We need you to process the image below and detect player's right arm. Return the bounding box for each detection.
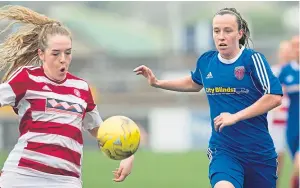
[133,65,203,92]
[0,83,14,107]
[0,67,29,108]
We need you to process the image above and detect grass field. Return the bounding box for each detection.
[0,150,293,188]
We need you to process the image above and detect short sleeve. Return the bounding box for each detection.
[190,54,207,86]
[82,87,103,131]
[0,67,29,107]
[250,52,283,95]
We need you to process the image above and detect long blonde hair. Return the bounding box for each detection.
[0,5,72,82]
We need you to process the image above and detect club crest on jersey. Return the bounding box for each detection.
[234,66,245,80]
[46,98,84,116]
[74,89,81,97]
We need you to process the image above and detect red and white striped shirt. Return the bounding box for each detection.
[269,65,289,127]
[270,95,289,127]
[0,66,102,180]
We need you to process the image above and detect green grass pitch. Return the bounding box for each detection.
[0,150,293,188]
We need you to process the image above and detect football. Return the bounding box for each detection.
[97,115,141,160]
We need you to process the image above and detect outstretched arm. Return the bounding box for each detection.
[112,154,135,182]
[154,76,203,92]
[134,65,203,92]
[84,108,135,182]
[83,86,135,183]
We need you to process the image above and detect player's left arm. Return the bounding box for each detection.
[88,127,99,137]
[234,94,281,121]
[84,106,102,138]
[82,86,103,137]
[82,86,135,182]
[214,52,283,131]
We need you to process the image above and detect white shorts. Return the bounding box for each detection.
[0,171,82,188]
[269,125,286,153]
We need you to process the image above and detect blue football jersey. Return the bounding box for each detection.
[191,47,283,160]
[278,61,299,136]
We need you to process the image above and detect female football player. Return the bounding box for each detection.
[135,8,282,188]
[268,40,292,188]
[278,35,299,188]
[0,5,134,188]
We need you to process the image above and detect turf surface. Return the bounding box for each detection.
[0,150,293,188]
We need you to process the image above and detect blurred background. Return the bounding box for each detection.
[0,1,298,188]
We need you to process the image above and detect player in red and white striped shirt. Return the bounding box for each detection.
[268,40,292,188]
[0,5,134,188]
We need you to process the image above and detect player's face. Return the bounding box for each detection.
[213,14,243,59]
[39,34,72,82]
[291,36,299,62]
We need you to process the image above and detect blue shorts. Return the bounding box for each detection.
[286,128,299,159]
[207,148,278,188]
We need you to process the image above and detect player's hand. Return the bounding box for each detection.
[214,112,239,132]
[112,155,134,182]
[133,65,158,86]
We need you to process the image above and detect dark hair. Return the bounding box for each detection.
[215,8,252,48]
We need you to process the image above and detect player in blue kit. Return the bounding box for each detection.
[134,8,282,188]
[278,36,299,188]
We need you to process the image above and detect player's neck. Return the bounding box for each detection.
[218,46,244,64]
[220,46,242,60]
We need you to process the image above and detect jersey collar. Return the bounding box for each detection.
[40,66,68,84]
[218,46,245,64]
